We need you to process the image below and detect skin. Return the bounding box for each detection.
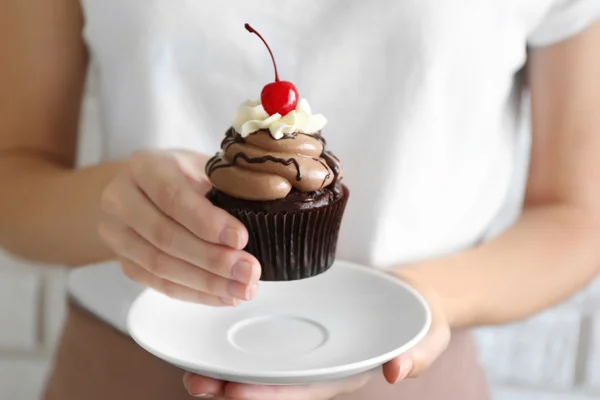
[0,0,261,307]
[1,0,600,399]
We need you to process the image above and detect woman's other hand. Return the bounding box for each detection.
[381,270,451,382]
[182,370,374,400]
[182,270,451,399]
[98,149,261,306]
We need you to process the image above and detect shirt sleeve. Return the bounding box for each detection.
[527,0,600,47]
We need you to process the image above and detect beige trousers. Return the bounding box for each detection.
[43,303,490,400]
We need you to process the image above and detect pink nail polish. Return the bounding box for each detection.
[232,261,254,284]
[247,284,258,300]
[220,297,239,306]
[220,228,242,249]
[227,280,248,300]
[395,358,414,382]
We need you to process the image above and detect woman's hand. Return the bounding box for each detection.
[183,372,375,400]
[182,269,451,399]
[381,269,451,382]
[98,149,261,306]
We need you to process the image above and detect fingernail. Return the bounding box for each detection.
[232,260,257,284]
[192,394,215,399]
[228,280,251,300]
[220,228,242,249]
[248,284,258,300]
[395,358,414,382]
[220,296,240,306]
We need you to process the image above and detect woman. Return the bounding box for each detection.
[2,0,600,399]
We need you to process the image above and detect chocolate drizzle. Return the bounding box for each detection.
[314,134,341,183]
[206,128,342,200]
[327,151,340,163]
[208,152,303,181]
[221,128,244,151]
[206,128,243,175]
[205,154,220,172]
[314,157,331,189]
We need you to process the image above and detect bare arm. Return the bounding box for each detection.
[0,0,123,266]
[0,1,259,311]
[398,21,600,328]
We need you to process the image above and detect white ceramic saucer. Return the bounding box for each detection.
[127,260,431,385]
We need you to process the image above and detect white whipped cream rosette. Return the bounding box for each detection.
[232,98,327,140]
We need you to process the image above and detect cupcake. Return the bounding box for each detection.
[205,24,349,281]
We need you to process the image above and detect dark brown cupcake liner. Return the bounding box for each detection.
[216,186,349,281]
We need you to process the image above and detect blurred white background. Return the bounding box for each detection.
[2,90,600,400]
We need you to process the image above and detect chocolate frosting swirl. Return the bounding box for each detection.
[206,129,342,201]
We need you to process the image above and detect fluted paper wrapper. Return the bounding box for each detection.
[219,191,348,281]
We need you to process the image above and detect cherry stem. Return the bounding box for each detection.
[245,23,280,82]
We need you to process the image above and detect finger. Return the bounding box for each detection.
[225,384,318,400]
[382,355,413,384]
[382,288,451,382]
[102,180,260,284]
[129,151,248,249]
[100,221,257,300]
[225,373,372,400]
[404,294,451,379]
[405,323,450,378]
[120,258,238,306]
[383,358,401,384]
[183,372,226,398]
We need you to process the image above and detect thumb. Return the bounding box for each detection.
[383,284,451,382]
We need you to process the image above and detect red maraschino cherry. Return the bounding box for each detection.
[245,23,299,116]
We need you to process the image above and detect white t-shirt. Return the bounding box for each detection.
[69,0,600,333]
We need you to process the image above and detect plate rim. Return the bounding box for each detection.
[127,260,432,379]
